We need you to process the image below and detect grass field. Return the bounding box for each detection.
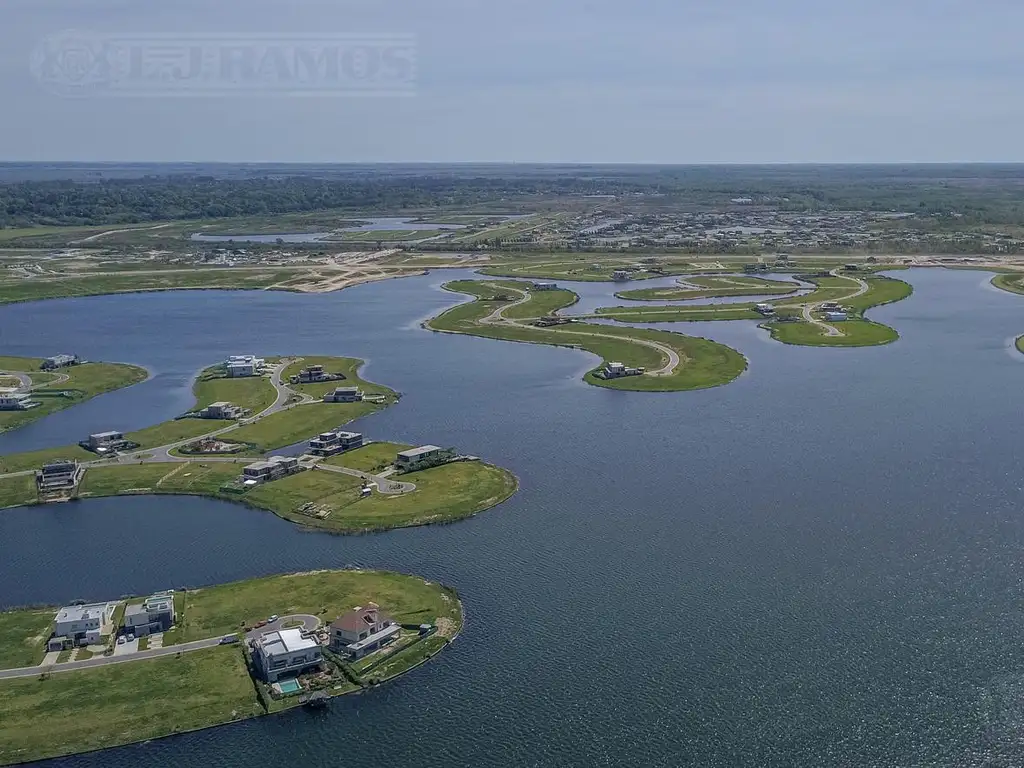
[224,403,371,451]
[0,445,96,475]
[0,475,38,510]
[764,319,899,346]
[616,275,799,302]
[0,646,260,766]
[192,366,277,414]
[0,360,148,434]
[0,609,51,669]
[430,280,747,392]
[0,270,302,306]
[992,273,1024,295]
[280,356,397,401]
[173,569,461,643]
[843,276,914,312]
[323,441,408,472]
[127,419,233,450]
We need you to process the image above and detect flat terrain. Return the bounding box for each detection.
[616,275,800,302]
[172,569,461,643]
[764,319,899,346]
[0,359,147,434]
[0,609,51,669]
[0,646,260,766]
[430,280,747,392]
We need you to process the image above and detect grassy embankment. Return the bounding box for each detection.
[1,443,515,534]
[992,273,1024,295]
[0,570,462,765]
[428,280,746,392]
[0,357,148,434]
[615,275,800,301]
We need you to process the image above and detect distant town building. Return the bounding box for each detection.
[308,429,364,457]
[123,593,176,637]
[53,602,113,646]
[225,355,265,378]
[0,392,39,411]
[41,354,79,371]
[199,401,245,420]
[240,456,301,485]
[253,628,324,682]
[394,445,455,472]
[323,387,363,403]
[36,460,84,492]
[612,270,631,281]
[330,604,400,659]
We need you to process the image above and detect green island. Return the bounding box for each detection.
[426,279,747,392]
[0,569,462,766]
[614,275,800,301]
[0,355,516,534]
[594,270,913,348]
[0,356,147,434]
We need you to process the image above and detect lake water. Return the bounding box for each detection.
[3,268,1024,767]
[190,218,470,243]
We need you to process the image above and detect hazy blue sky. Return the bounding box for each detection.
[2,0,1021,162]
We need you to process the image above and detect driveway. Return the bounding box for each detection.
[245,614,321,641]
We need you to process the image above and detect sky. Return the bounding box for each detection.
[1,0,1023,163]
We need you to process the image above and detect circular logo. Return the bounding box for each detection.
[30,31,113,96]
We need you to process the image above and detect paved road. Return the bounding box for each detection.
[246,614,321,641]
[799,270,870,338]
[0,637,222,680]
[315,463,415,494]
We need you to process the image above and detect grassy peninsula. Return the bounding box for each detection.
[615,275,799,302]
[0,357,147,434]
[427,280,747,392]
[0,570,462,766]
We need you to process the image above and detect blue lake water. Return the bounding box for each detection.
[3,268,1024,766]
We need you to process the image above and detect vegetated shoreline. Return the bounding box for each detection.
[0,461,520,535]
[424,281,748,393]
[0,569,464,766]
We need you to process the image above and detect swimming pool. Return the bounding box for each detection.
[277,679,301,695]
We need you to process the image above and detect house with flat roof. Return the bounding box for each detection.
[308,429,363,457]
[329,604,400,659]
[252,628,324,682]
[41,354,79,370]
[54,602,113,646]
[323,386,363,403]
[291,365,344,384]
[394,445,455,472]
[36,460,84,492]
[81,430,137,454]
[597,361,644,379]
[225,355,265,378]
[612,270,631,281]
[0,392,39,411]
[123,593,176,637]
[199,401,245,420]
[532,281,558,290]
[824,311,848,322]
[240,456,301,485]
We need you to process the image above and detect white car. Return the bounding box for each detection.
[268,615,279,623]
[116,636,126,645]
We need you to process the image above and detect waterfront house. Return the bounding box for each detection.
[612,270,631,281]
[754,303,775,316]
[532,281,558,290]
[598,362,644,379]
[54,602,113,646]
[240,455,301,485]
[36,460,84,492]
[199,401,245,420]
[253,629,324,682]
[323,386,363,403]
[123,593,176,637]
[394,445,454,472]
[0,392,39,411]
[291,365,343,384]
[308,429,363,457]
[225,355,265,378]
[329,604,400,659]
[41,354,79,370]
[84,430,130,453]
[824,311,848,322]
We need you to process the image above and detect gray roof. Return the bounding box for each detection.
[397,445,443,459]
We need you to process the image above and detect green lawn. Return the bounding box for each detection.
[323,441,409,472]
[992,273,1024,295]
[617,276,798,302]
[0,609,51,670]
[193,367,277,414]
[764,319,899,347]
[280,356,397,401]
[431,281,747,392]
[0,646,260,766]
[224,403,378,451]
[173,569,462,643]
[0,360,148,434]
[0,446,95,475]
[0,475,37,510]
[127,418,233,450]
[502,286,579,319]
[842,276,914,312]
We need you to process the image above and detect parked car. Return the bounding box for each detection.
[126,634,135,642]
[268,615,279,623]
[219,635,239,645]
[116,636,126,645]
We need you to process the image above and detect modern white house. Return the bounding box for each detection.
[199,401,245,420]
[308,429,364,456]
[252,629,324,682]
[240,456,301,485]
[0,392,39,411]
[123,593,176,637]
[329,604,401,659]
[41,354,79,370]
[598,362,644,379]
[53,602,114,646]
[323,386,363,403]
[225,355,265,378]
[394,445,454,472]
[824,311,848,322]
